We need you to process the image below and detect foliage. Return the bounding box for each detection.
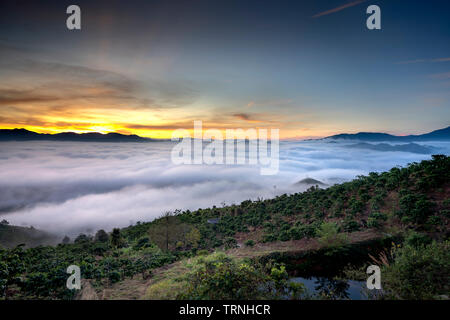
[382,241,450,299]
[316,222,347,248]
[0,245,25,299]
[224,237,238,249]
[178,253,304,300]
[244,240,255,247]
[95,230,109,243]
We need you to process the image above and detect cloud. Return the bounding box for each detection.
[397,57,450,64]
[0,58,147,107]
[0,139,448,236]
[432,57,450,63]
[429,72,450,79]
[0,45,199,132]
[0,89,63,105]
[312,0,366,18]
[233,113,253,121]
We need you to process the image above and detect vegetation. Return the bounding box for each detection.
[0,155,449,300]
[381,241,450,299]
[174,252,305,300]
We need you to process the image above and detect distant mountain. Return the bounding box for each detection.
[294,178,327,186]
[0,128,161,142]
[0,223,59,248]
[322,126,450,142]
[345,142,435,154]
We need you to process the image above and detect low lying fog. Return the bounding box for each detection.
[0,140,448,237]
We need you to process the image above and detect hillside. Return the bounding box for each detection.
[1,155,449,300]
[0,223,59,248]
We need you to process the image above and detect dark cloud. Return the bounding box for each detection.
[233,113,252,121]
[0,89,63,105]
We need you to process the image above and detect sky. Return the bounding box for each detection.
[0,0,449,139]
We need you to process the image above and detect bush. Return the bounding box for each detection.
[108,270,122,283]
[133,237,152,250]
[316,222,347,248]
[178,253,302,300]
[244,240,255,247]
[278,230,290,242]
[367,212,388,229]
[178,253,269,299]
[197,249,209,256]
[224,237,238,249]
[262,234,277,243]
[342,219,360,232]
[382,241,450,299]
[405,231,432,248]
[399,193,434,224]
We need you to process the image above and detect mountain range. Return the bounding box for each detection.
[322,126,450,142]
[0,128,158,142]
[0,126,449,142]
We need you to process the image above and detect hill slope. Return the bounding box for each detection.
[1,155,449,300]
[0,223,59,248]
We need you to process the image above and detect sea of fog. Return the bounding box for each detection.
[0,140,449,236]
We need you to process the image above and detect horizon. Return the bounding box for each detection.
[1,124,449,141]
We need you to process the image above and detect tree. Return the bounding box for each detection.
[95,229,109,243]
[186,228,201,249]
[148,211,188,251]
[0,219,9,225]
[74,233,91,244]
[316,222,347,248]
[110,228,123,248]
[62,236,71,244]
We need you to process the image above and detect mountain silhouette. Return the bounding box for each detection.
[323,126,450,142]
[345,142,435,154]
[0,128,161,142]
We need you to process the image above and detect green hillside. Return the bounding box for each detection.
[1,155,449,300]
[0,223,58,249]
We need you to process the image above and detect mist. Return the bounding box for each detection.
[0,139,448,237]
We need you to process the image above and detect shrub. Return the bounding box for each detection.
[367,212,388,229]
[262,233,277,243]
[133,237,152,250]
[224,237,238,249]
[399,193,434,224]
[316,222,347,248]
[278,230,290,242]
[342,219,360,232]
[405,231,432,248]
[178,253,302,300]
[197,249,209,256]
[178,253,269,299]
[244,240,255,247]
[108,270,121,283]
[74,234,91,244]
[382,241,450,299]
